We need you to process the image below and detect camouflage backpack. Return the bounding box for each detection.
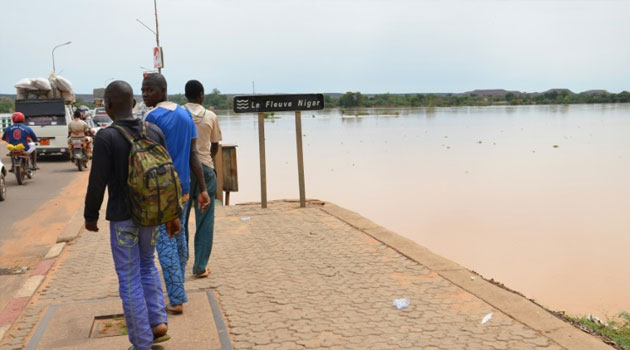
[113,123,183,226]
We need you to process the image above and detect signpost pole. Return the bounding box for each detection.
[295,111,306,208]
[154,0,161,73]
[257,112,268,208]
[234,94,323,209]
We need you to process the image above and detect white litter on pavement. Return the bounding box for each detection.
[240,216,250,222]
[481,312,493,324]
[392,299,410,310]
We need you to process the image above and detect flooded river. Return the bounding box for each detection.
[218,103,630,317]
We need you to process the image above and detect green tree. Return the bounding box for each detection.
[338,92,364,108]
[75,97,94,109]
[205,88,229,110]
[170,94,187,105]
[0,99,15,113]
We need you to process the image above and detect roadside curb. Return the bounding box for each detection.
[56,207,84,243]
[0,216,82,344]
[319,202,614,350]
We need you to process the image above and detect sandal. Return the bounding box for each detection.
[165,304,183,315]
[154,333,171,343]
[152,323,169,343]
[194,267,211,278]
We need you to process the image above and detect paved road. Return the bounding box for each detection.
[0,147,88,314]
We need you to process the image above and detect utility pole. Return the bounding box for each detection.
[154,0,161,74]
[136,0,162,73]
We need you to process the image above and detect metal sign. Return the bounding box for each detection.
[233,94,324,113]
[93,88,105,99]
[153,47,163,69]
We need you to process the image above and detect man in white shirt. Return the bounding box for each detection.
[183,80,222,278]
[68,109,93,159]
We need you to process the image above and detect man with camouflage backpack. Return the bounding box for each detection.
[84,81,179,350]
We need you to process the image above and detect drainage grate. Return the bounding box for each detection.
[0,267,28,275]
[89,314,127,338]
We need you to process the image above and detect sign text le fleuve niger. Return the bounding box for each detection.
[233,94,325,113]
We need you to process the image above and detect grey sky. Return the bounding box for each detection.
[1,0,628,94]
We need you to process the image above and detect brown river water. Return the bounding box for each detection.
[217,103,630,317]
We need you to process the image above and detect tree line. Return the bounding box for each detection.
[327,90,630,108]
[169,88,231,110]
[2,89,629,113]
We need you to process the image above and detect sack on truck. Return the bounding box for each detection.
[14,74,74,102]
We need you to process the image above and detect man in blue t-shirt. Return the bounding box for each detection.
[2,112,39,170]
[142,73,210,315]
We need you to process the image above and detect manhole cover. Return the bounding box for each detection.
[89,314,127,338]
[0,267,28,275]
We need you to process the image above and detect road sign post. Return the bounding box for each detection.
[233,94,324,208]
[294,110,306,208]
[257,111,268,208]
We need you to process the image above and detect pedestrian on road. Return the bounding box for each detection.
[142,73,211,314]
[183,80,223,278]
[84,80,178,350]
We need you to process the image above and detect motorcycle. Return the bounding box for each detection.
[7,143,34,185]
[71,138,89,171]
[0,158,6,201]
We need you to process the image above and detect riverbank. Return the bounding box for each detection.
[0,199,614,349]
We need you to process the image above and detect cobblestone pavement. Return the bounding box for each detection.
[2,201,573,349]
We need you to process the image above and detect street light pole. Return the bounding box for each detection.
[52,41,72,74]
[154,0,161,74]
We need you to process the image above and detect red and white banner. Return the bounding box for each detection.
[153,47,163,69]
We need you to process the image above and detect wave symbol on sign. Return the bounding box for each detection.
[235,100,249,110]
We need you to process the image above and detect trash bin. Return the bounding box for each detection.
[216,144,238,205]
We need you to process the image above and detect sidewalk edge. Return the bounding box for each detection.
[319,202,614,350]
[56,206,84,243]
[0,219,81,344]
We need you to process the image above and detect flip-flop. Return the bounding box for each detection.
[165,304,183,315]
[154,333,171,344]
[194,268,210,278]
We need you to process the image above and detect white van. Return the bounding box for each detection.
[15,99,73,158]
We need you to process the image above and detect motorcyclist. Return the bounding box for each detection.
[1,112,39,170]
[79,105,90,121]
[68,109,93,159]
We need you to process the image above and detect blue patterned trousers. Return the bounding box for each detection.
[156,202,189,306]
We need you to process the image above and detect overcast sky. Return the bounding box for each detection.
[1,0,628,94]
